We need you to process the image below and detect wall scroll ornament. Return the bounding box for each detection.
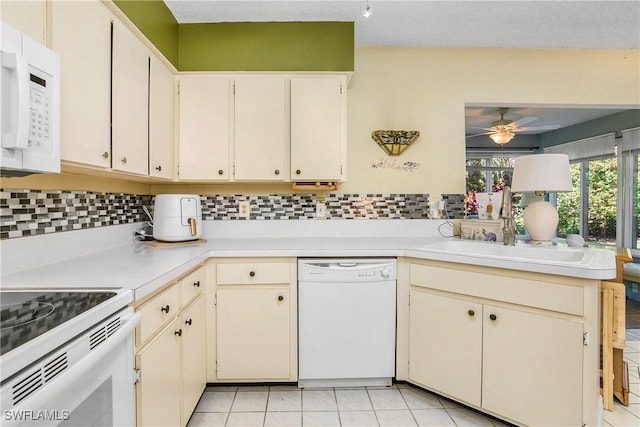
[371,130,420,156]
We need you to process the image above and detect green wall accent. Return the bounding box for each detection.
[113,0,179,68]
[178,22,354,71]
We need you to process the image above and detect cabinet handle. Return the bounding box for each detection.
[278,295,284,302]
[274,169,280,175]
[161,305,170,313]
[249,271,256,277]
[155,165,162,171]
[489,314,497,321]
[218,169,224,175]
[295,169,301,175]
[121,157,127,164]
[185,318,193,326]
[174,329,182,337]
[468,309,475,317]
[102,151,109,159]
[193,280,200,287]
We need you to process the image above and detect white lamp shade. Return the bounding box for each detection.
[511,153,572,193]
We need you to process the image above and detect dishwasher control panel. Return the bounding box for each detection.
[298,258,397,282]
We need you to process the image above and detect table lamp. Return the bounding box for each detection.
[511,153,572,244]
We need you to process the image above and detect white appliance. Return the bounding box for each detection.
[298,258,397,388]
[153,194,203,242]
[0,289,140,427]
[0,22,60,177]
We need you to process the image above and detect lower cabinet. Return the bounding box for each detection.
[209,258,297,382]
[406,260,593,427]
[134,266,207,427]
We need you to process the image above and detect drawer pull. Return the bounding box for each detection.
[249,271,256,277]
[193,280,200,287]
[295,169,301,175]
[489,314,497,321]
[174,329,182,337]
[161,305,170,313]
[278,295,284,302]
[185,318,193,326]
[274,169,280,175]
[218,169,224,175]
[468,309,475,317]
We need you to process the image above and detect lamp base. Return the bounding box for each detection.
[523,200,559,244]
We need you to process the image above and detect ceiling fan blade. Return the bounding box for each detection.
[510,116,538,128]
[466,132,493,138]
[515,124,562,132]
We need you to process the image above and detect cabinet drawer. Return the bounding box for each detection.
[217,262,290,285]
[410,264,584,316]
[137,285,180,346]
[180,266,204,308]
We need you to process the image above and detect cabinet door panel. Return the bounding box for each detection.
[178,78,230,180]
[482,305,583,426]
[234,78,286,181]
[409,290,482,406]
[136,318,181,427]
[112,21,149,175]
[217,288,290,379]
[291,78,343,181]
[1,0,45,44]
[52,0,111,167]
[149,56,175,179]
[181,295,207,425]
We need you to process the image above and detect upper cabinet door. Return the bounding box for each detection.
[178,77,231,181]
[290,77,346,182]
[1,0,46,44]
[51,0,112,168]
[112,20,150,176]
[234,78,287,181]
[149,56,175,180]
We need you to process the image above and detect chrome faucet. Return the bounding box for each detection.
[502,186,516,246]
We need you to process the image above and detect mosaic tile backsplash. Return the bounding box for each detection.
[1,190,466,239]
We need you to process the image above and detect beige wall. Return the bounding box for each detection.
[342,47,640,198]
[4,47,639,196]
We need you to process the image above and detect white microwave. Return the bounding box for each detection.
[1,22,60,177]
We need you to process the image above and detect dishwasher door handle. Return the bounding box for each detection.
[337,263,358,267]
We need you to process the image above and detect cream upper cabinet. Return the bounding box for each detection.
[290,77,346,182]
[149,55,175,179]
[112,20,149,175]
[51,0,112,168]
[409,290,482,407]
[233,78,287,181]
[178,77,231,181]
[1,0,46,44]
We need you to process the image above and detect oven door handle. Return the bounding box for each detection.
[9,311,141,417]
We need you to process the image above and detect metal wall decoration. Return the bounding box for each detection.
[371,130,420,156]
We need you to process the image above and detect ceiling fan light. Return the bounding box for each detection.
[490,131,515,145]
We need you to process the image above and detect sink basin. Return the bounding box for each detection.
[417,239,591,266]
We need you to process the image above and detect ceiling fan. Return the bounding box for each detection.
[467,107,562,145]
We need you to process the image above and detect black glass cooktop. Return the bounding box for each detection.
[0,291,116,355]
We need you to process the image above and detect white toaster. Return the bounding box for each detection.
[153,194,203,242]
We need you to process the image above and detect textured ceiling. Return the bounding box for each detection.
[163,0,640,49]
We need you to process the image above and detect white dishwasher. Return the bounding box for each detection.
[298,258,397,388]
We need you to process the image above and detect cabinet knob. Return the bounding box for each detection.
[174,329,182,337]
[274,169,280,175]
[121,157,127,164]
[161,305,170,313]
[155,165,162,171]
[468,309,475,317]
[278,295,284,302]
[193,280,200,287]
[185,318,193,326]
[102,151,109,159]
[249,271,256,277]
[489,314,497,321]
[296,169,301,175]
[218,169,224,175]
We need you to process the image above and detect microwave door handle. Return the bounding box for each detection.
[1,52,30,150]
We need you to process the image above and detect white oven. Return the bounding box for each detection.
[0,290,139,427]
